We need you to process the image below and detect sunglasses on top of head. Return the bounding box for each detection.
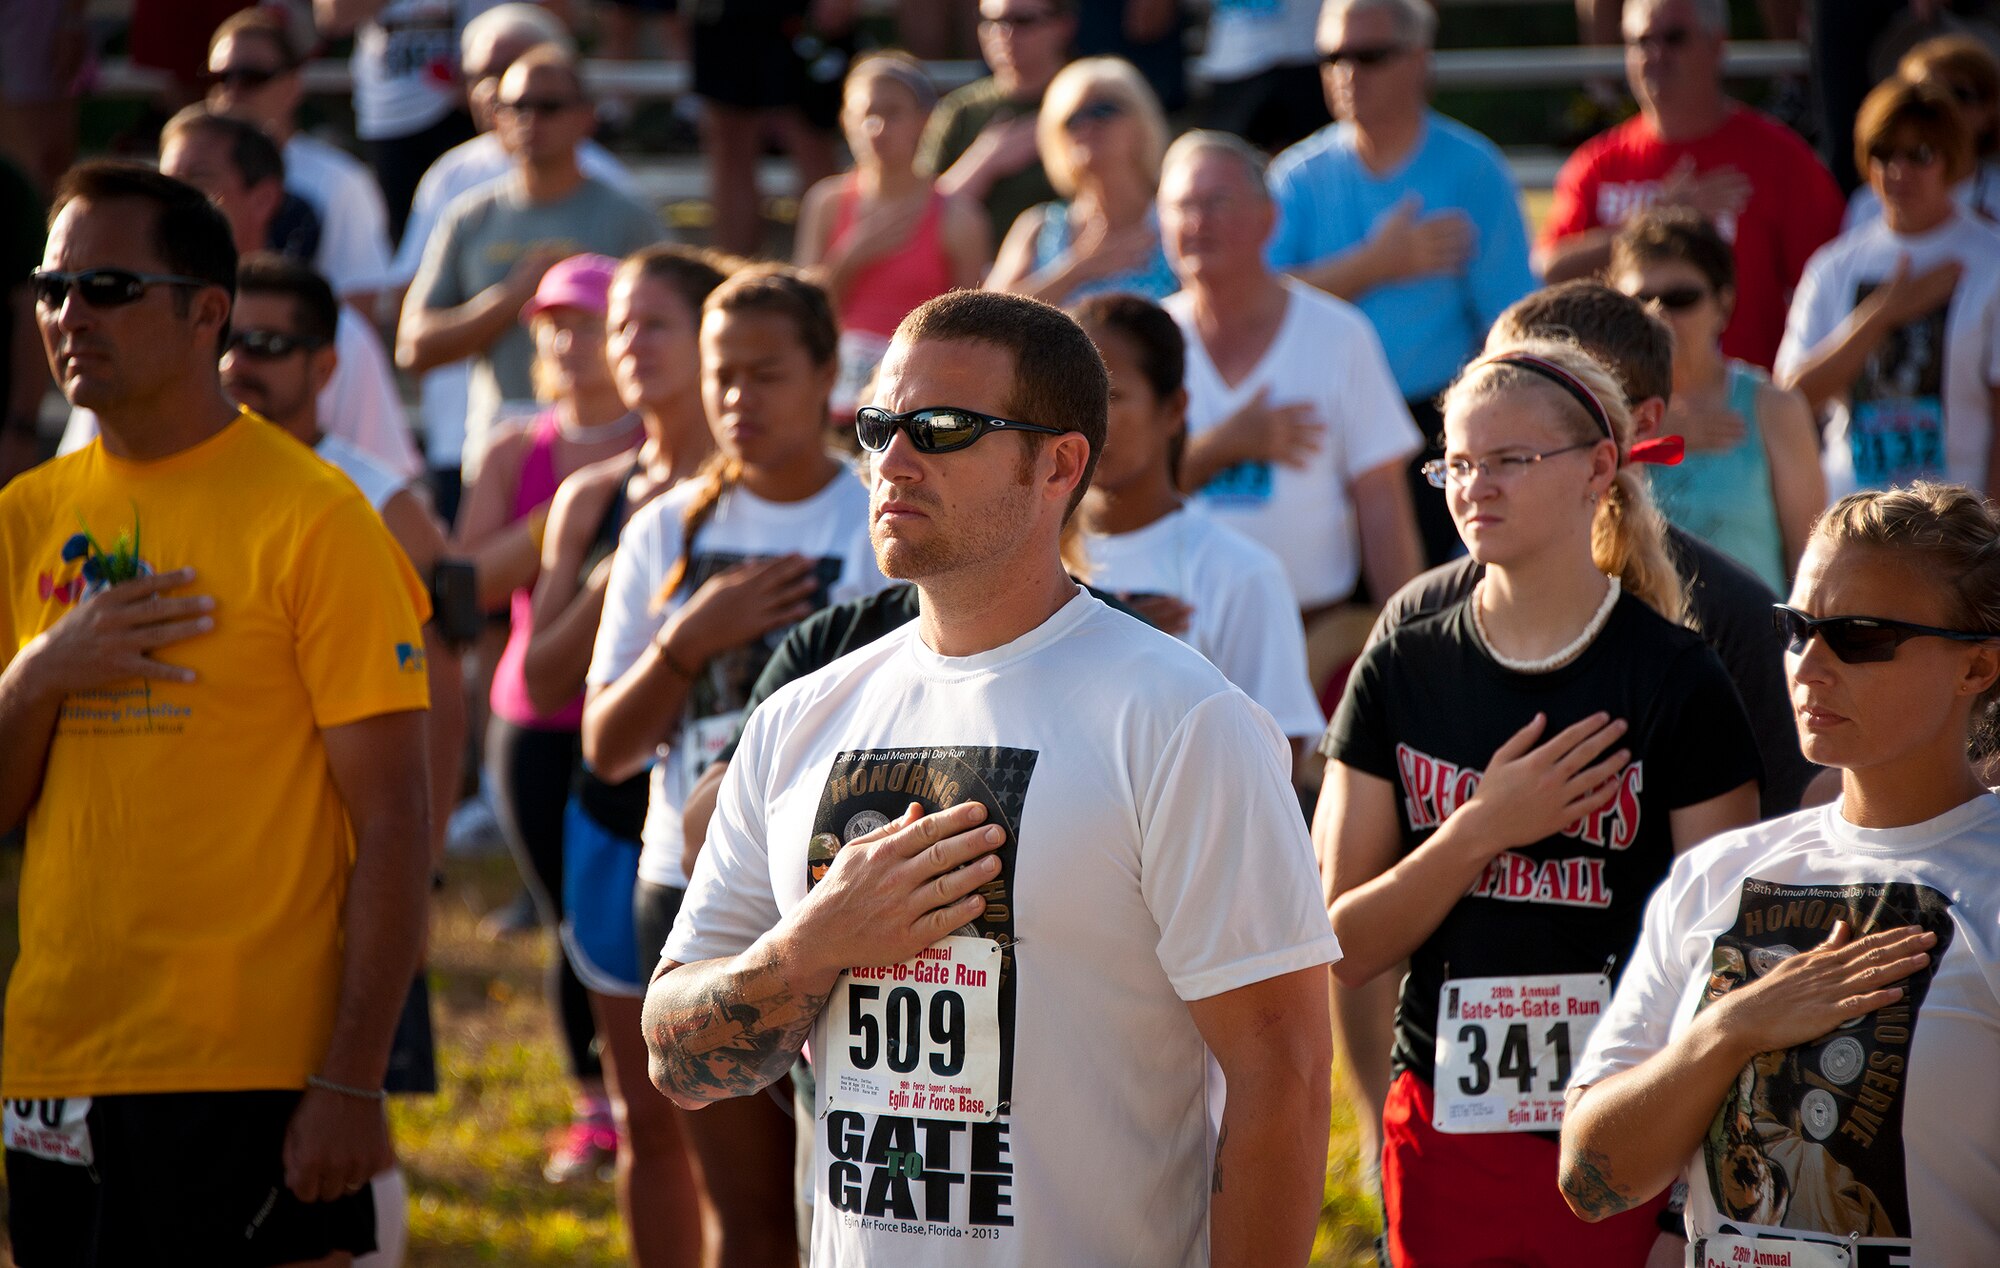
[1319,44,1407,69]
[32,268,215,310]
[1772,604,1997,664]
[856,405,1068,455]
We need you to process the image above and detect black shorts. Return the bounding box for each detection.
[688,3,847,129]
[5,1090,377,1267]
[633,878,687,981]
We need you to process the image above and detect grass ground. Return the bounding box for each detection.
[0,848,1382,1266]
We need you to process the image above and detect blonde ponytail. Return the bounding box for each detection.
[1444,337,1688,626]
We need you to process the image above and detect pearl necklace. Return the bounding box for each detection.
[1471,574,1621,674]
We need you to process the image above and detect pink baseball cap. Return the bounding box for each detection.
[521,253,619,322]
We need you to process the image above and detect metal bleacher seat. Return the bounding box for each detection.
[90,41,1806,100]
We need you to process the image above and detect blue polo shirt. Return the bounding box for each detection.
[1267,112,1538,401]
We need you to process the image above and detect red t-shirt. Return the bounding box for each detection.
[1541,105,1844,369]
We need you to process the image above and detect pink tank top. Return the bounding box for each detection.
[831,179,953,339]
[491,411,584,729]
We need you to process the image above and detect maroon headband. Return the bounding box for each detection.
[1483,352,1684,468]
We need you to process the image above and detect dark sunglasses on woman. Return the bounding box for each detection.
[1773,603,1997,664]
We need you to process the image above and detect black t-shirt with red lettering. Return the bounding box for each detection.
[1326,591,1761,1086]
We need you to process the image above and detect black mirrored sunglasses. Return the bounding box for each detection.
[1772,604,1996,664]
[1635,285,1708,311]
[855,405,1068,455]
[226,329,329,359]
[207,65,282,90]
[1319,44,1407,68]
[32,268,214,310]
[497,96,580,117]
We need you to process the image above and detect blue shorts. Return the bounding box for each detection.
[560,796,645,997]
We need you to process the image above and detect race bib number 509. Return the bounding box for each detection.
[1432,973,1609,1133]
[824,936,1002,1123]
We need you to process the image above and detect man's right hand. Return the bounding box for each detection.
[1212,387,1324,470]
[952,115,1042,196]
[26,568,213,694]
[504,244,571,306]
[1365,193,1473,283]
[788,800,1006,982]
[1657,157,1751,224]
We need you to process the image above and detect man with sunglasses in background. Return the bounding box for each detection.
[923,0,1075,246]
[206,8,398,318]
[0,162,432,1264]
[1265,0,1536,568]
[1537,0,1843,375]
[384,4,635,524]
[645,288,1339,1267]
[58,107,422,484]
[398,42,659,490]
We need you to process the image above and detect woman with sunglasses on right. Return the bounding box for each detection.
[983,57,1180,305]
[1320,338,1761,1266]
[1611,207,1824,594]
[1562,481,2000,1266]
[1776,78,2000,500]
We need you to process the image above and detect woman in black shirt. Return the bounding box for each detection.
[1321,338,1762,1266]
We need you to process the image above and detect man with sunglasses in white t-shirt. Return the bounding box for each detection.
[644,289,1339,1267]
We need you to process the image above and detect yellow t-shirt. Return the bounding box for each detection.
[0,412,430,1098]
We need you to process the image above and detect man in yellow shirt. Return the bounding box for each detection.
[0,162,431,1265]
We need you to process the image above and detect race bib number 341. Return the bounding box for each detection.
[825,936,1002,1123]
[1432,973,1609,1133]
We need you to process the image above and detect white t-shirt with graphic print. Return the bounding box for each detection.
[588,466,888,889]
[1083,503,1324,740]
[1574,794,2000,1267]
[664,590,1340,1267]
[1166,278,1422,610]
[1775,209,2000,498]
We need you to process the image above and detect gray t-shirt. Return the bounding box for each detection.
[412,171,662,472]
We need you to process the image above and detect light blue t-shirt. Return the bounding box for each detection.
[1030,201,1181,303]
[1266,112,1538,400]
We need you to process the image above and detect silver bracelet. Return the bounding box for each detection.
[307,1074,387,1102]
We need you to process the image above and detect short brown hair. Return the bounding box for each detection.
[1854,78,1974,186]
[1899,35,2000,158]
[897,290,1108,517]
[617,244,733,326]
[1487,281,1674,408]
[1610,205,1735,296]
[703,264,838,366]
[209,8,301,69]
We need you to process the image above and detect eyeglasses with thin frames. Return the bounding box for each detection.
[1420,441,1600,488]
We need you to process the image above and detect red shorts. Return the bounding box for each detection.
[1381,1071,1668,1267]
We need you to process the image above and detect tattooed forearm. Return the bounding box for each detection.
[644,950,832,1107]
[1559,1147,1639,1221]
[1212,1124,1228,1195]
